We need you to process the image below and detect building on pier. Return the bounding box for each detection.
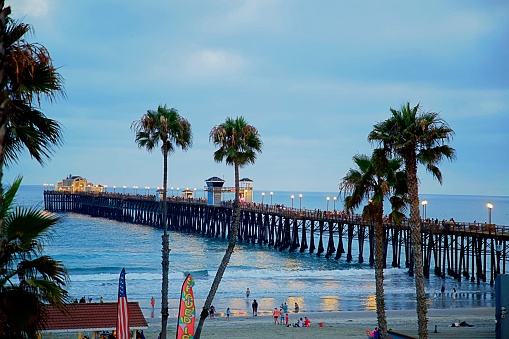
[204,176,255,205]
[55,174,105,193]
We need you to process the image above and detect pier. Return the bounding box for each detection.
[44,191,509,285]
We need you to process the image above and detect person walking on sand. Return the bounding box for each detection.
[246,288,250,298]
[273,308,280,324]
[151,296,155,309]
[226,307,231,320]
[252,299,258,316]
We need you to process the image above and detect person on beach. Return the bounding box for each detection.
[441,284,445,296]
[304,317,311,327]
[246,288,250,298]
[285,313,289,326]
[151,296,155,309]
[252,299,258,316]
[279,308,284,325]
[273,308,280,324]
[226,307,231,320]
[297,318,303,327]
[282,302,288,314]
[294,302,299,313]
[452,287,457,299]
[209,305,215,318]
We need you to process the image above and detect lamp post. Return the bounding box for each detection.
[177,187,180,197]
[261,192,265,205]
[299,194,302,210]
[171,187,174,196]
[487,203,493,224]
[326,196,330,211]
[43,183,48,191]
[123,185,126,194]
[104,185,108,192]
[134,186,138,195]
[291,195,294,209]
[194,188,197,199]
[421,200,428,220]
[333,196,337,211]
[113,185,116,193]
[270,192,273,205]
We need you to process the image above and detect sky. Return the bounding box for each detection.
[5,0,509,196]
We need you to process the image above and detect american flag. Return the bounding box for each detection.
[116,268,130,339]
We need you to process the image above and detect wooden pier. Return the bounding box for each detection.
[44,191,509,285]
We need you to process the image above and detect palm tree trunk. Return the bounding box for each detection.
[195,162,241,339]
[160,148,170,339]
[407,153,428,339]
[374,204,388,339]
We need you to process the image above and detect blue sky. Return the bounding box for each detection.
[6,1,509,196]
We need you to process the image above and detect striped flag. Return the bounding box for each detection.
[116,268,130,339]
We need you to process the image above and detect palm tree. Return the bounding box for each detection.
[340,150,406,339]
[0,177,69,338]
[368,102,455,339]
[2,18,65,168]
[131,105,192,339]
[0,6,65,253]
[194,116,262,338]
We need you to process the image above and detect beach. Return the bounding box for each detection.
[137,307,496,338]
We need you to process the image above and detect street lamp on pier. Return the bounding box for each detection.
[299,194,302,210]
[333,196,337,211]
[113,186,116,193]
[134,186,138,195]
[261,192,265,205]
[171,187,174,196]
[487,203,493,224]
[104,185,108,192]
[291,195,294,209]
[270,192,273,205]
[326,196,330,211]
[421,200,428,220]
[177,187,180,197]
[123,185,126,194]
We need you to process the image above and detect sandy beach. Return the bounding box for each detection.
[136,307,496,339]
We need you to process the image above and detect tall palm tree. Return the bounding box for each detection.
[0,5,65,265]
[195,116,262,338]
[131,105,192,339]
[0,177,69,338]
[340,150,406,339]
[368,102,455,339]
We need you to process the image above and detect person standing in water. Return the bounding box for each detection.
[246,288,250,298]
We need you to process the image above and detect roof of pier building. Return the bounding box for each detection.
[40,302,148,333]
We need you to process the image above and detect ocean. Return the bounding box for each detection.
[15,185,508,319]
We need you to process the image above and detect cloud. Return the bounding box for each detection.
[204,0,290,33]
[151,48,249,83]
[8,0,50,17]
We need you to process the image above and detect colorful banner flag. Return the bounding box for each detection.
[116,268,130,339]
[176,274,196,339]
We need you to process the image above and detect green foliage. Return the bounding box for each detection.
[0,177,69,338]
